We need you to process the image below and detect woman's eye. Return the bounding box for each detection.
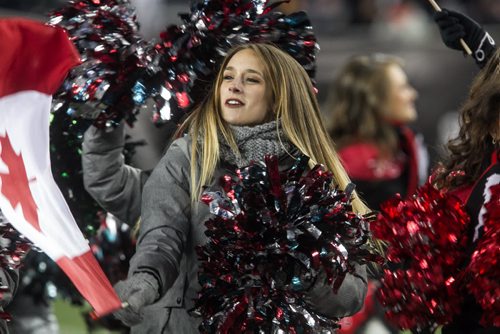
[246,77,260,83]
[223,75,233,80]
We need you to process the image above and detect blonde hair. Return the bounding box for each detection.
[177,43,369,215]
[326,54,404,154]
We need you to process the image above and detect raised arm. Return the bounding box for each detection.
[434,8,496,68]
[82,122,149,225]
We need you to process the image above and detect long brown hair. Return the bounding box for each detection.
[434,48,500,190]
[176,43,369,215]
[326,54,404,155]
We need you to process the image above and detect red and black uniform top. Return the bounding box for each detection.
[338,125,427,210]
[443,148,499,334]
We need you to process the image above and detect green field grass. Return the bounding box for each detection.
[54,299,122,334]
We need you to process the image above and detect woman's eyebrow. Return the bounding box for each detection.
[224,66,263,76]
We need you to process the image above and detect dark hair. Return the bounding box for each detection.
[326,54,404,154]
[434,48,500,190]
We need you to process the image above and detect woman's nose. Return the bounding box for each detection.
[411,87,418,100]
[229,82,242,93]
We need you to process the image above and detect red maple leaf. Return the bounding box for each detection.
[0,133,41,232]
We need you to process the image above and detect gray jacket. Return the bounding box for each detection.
[82,123,148,225]
[128,135,368,333]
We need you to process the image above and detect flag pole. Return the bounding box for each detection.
[427,0,473,55]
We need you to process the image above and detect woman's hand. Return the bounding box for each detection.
[113,272,160,327]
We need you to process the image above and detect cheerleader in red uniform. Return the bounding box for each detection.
[373,47,499,334]
[326,54,428,212]
[325,54,428,334]
[430,47,499,334]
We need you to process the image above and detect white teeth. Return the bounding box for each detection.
[227,100,242,105]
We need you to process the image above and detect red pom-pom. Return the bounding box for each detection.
[371,182,470,331]
[195,155,379,333]
[49,0,155,128]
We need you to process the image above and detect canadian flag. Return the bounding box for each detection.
[0,18,122,316]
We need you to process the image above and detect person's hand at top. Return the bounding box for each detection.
[434,8,496,68]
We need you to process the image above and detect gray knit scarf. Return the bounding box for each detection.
[219,121,292,167]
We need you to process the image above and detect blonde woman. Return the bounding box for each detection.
[113,43,369,333]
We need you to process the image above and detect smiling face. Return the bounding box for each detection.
[219,49,272,126]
